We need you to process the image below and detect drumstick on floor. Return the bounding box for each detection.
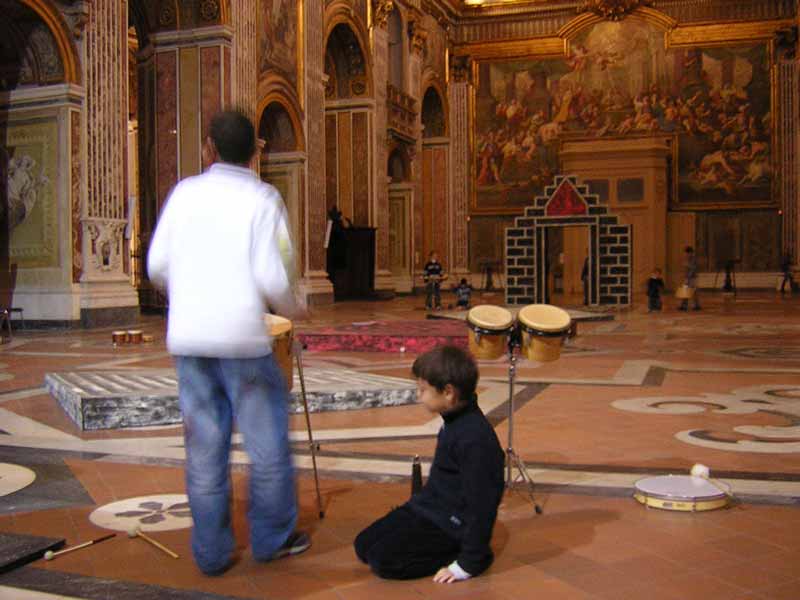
[127,526,179,558]
[44,533,116,560]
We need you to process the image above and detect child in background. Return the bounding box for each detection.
[454,278,473,310]
[647,268,665,312]
[424,251,446,310]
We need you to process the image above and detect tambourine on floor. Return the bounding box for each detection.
[633,475,731,512]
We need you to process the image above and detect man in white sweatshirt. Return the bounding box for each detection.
[147,110,309,575]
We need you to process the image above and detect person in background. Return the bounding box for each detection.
[781,253,794,294]
[647,268,665,312]
[424,251,446,311]
[678,246,701,311]
[454,278,473,310]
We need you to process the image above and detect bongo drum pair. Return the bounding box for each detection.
[466,304,571,362]
[112,330,144,345]
[264,314,294,391]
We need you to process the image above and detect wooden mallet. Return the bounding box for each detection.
[127,525,179,559]
[43,533,116,560]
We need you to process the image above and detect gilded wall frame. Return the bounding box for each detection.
[459,9,792,214]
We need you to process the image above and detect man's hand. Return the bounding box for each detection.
[433,567,458,584]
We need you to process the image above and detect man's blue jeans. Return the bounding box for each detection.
[175,354,297,574]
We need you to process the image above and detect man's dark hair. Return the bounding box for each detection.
[412,345,478,405]
[209,110,256,165]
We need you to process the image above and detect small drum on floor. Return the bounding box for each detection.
[634,475,729,512]
[112,331,128,345]
[127,330,143,344]
[517,304,571,363]
[466,305,514,360]
[264,314,294,391]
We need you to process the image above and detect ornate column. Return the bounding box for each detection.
[301,0,334,303]
[373,1,393,292]
[449,56,471,278]
[81,0,139,326]
[408,12,425,283]
[231,0,258,122]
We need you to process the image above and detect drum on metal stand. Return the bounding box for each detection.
[264,314,294,391]
[466,305,515,360]
[517,304,572,363]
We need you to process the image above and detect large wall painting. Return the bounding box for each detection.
[473,18,772,212]
[259,0,301,98]
[1,119,59,268]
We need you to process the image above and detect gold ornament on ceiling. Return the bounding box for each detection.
[580,0,653,21]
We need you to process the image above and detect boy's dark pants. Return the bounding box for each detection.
[647,295,662,311]
[425,282,441,309]
[354,505,459,579]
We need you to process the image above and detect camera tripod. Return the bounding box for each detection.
[504,331,543,515]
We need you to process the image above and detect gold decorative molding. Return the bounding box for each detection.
[449,54,471,83]
[372,0,394,29]
[579,0,653,22]
[560,7,676,39]
[408,19,428,55]
[668,18,796,47]
[454,36,565,60]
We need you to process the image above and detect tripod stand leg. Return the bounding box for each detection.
[506,449,542,514]
[505,350,543,515]
[293,340,325,518]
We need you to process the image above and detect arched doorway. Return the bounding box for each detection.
[420,82,450,288]
[0,0,79,321]
[258,96,305,283]
[388,145,413,292]
[324,22,372,226]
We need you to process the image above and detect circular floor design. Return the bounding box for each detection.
[89,494,193,532]
[0,463,36,497]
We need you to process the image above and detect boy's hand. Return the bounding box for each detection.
[433,567,458,584]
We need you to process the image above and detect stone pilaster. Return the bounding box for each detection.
[230,0,258,122]
[448,72,470,276]
[81,0,139,325]
[373,23,393,292]
[302,0,334,303]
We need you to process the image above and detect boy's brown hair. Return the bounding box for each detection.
[412,345,478,405]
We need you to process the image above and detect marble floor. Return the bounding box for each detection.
[0,291,799,599]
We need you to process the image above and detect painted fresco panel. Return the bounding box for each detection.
[473,19,772,211]
[259,0,299,89]
[2,119,59,268]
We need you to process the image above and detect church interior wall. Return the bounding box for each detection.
[459,3,795,296]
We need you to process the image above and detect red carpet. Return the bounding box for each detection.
[297,319,469,353]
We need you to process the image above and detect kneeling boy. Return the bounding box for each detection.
[354,346,505,583]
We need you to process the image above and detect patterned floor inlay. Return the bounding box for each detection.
[0,533,63,575]
[45,369,417,430]
[89,494,192,532]
[0,568,247,600]
[613,385,800,453]
[0,448,93,516]
[0,463,36,500]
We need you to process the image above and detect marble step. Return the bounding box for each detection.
[44,369,417,431]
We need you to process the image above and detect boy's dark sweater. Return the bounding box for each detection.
[406,403,505,576]
[647,276,664,298]
[424,261,443,280]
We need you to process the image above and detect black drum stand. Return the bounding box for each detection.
[504,330,543,515]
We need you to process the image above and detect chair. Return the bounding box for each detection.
[0,264,23,341]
